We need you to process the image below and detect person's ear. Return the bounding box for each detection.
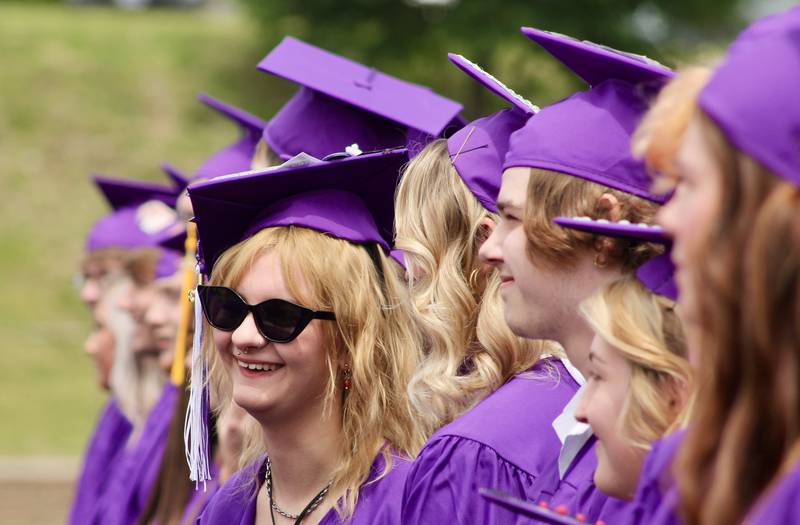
[596,193,622,222]
[476,217,496,246]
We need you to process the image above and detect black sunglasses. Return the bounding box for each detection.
[197,285,336,343]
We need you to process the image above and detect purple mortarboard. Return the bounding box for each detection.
[504,28,674,203]
[699,6,800,187]
[185,148,408,486]
[194,94,268,181]
[257,36,464,160]
[189,148,409,277]
[87,175,183,278]
[162,162,191,192]
[92,174,179,209]
[554,216,677,300]
[446,54,538,212]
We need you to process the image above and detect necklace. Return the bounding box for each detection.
[265,455,333,524]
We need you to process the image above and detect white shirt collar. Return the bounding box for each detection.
[552,357,593,479]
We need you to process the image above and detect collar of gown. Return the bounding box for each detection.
[552,357,593,479]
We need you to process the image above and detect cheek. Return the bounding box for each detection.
[212,329,233,360]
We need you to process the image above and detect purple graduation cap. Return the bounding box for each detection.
[87,175,183,278]
[258,36,464,160]
[504,28,675,203]
[162,162,191,192]
[184,149,409,484]
[554,216,677,300]
[444,53,538,212]
[194,93,268,181]
[699,6,800,187]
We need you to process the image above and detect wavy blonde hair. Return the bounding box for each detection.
[580,276,692,451]
[205,226,425,519]
[395,139,553,432]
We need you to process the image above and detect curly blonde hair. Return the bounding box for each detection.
[395,139,554,432]
[205,226,425,519]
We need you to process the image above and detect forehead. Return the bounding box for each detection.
[498,167,531,204]
[236,251,295,303]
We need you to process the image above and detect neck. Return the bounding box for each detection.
[557,259,623,380]
[559,317,595,380]
[261,400,343,511]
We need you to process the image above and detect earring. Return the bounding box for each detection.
[343,365,352,392]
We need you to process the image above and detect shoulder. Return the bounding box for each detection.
[197,457,263,525]
[417,358,577,472]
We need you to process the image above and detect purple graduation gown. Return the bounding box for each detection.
[401,357,585,524]
[746,462,800,523]
[197,451,411,524]
[68,397,133,525]
[101,382,179,525]
[621,429,685,525]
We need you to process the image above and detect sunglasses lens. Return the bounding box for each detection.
[254,300,307,342]
[200,287,247,331]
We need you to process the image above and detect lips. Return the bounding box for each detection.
[499,274,515,285]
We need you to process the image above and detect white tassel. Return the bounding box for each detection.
[184,277,211,490]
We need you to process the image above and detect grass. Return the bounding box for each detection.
[0,2,293,455]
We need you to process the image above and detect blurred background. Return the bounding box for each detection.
[0,0,795,523]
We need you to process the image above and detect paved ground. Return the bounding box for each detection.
[0,457,78,525]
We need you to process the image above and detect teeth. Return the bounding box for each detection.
[237,360,281,372]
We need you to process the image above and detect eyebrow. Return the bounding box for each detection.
[496,199,523,213]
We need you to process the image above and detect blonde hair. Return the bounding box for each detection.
[395,139,553,432]
[524,168,662,271]
[580,276,692,450]
[206,226,424,519]
[250,140,283,171]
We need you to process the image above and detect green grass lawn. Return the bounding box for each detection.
[0,2,294,455]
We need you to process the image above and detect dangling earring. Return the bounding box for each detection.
[343,365,352,392]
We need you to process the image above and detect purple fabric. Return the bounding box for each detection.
[188,149,408,276]
[447,109,532,213]
[520,27,673,88]
[87,173,183,253]
[620,429,686,525]
[93,174,179,210]
[504,80,664,203]
[264,87,410,160]
[163,162,191,192]
[505,26,674,203]
[448,53,539,116]
[515,436,629,524]
[699,6,800,187]
[101,383,179,525]
[400,358,580,524]
[258,36,463,143]
[746,461,800,523]
[552,218,676,299]
[179,465,220,525]
[194,94,267,181]
[196,451,411,524]
[156,249,182,279]
[68,398,133,525]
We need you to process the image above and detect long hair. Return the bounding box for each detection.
[580,276,692,451]
[634,67,791,525]
[394,139,551,432]
[205,226,424,519]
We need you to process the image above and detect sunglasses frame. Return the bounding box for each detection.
[197,285,336,343]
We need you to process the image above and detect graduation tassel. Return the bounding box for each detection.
[184,225,211,490]
[170,223,197,386]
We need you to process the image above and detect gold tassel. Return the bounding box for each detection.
[170,223,198,386]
